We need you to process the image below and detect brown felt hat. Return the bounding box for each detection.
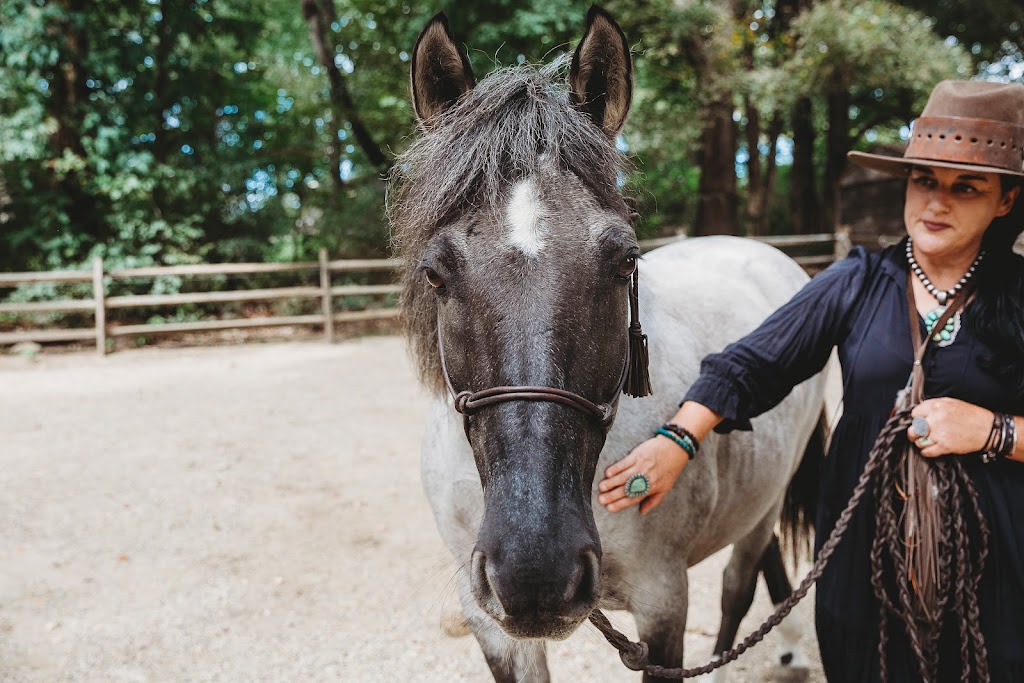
[848,80,1024,178]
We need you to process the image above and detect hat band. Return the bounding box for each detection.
[905,116,1024,174]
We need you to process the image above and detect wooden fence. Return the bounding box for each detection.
[0,232,847,355]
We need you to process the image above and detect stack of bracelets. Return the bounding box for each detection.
[655,423,700,460]
[981,412,1018,464]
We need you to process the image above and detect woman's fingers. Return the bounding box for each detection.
[915,436,944,459]
[597,485,627,507]
[605,492,644,513]
[604,452,636,479]
[598,467,633,493]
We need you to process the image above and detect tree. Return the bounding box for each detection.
[0,0,280,272]
[771,0,970,231]
[0,0,1012,284]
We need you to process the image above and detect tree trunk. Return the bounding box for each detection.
[740,31,761,235]
[695,93,738,236]
[749,115,782,236]
[150,0,174,233]
[50,0,101,254]
[153,0,172,166]
[780,0,819,235]
[745,95,761,209]
[301,0,388,178]
[789,96,818,235]
[51,0,87,157]
[691,6,742,237]
[822,88,850,234]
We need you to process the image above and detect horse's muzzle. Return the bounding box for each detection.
[470,546,602,639]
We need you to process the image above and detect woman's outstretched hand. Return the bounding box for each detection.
[597,436,690,515]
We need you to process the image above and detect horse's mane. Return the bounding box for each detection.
[388,60,628,394]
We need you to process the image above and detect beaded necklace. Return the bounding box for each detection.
[905,238,984,347]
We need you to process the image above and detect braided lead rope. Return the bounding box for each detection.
[588,411,914,678]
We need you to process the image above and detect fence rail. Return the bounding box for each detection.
[1,233,844,354]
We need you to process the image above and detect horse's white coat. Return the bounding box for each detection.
[505,177,546,256]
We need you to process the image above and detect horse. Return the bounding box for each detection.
[389,8,827,681]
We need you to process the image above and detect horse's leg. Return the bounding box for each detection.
[759,535,812,681]
[631,569,689,683]
[699,512,785,683]
[455,565,551,683]
[705,528,811,683]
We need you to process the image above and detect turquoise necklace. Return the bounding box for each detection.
[906,239,984,347]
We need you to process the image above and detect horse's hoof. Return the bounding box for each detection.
[769,664,810,683]
[440,609,471,638]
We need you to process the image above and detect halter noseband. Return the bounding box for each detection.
[435,266,650,436]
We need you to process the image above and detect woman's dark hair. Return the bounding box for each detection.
[970,174,1024,396]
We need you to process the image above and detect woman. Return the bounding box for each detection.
[597,79,1024,680]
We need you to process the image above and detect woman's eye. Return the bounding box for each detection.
[424,268,445,289]
[616,256,637,279]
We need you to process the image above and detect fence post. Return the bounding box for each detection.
[319,248,334,343]
[93,256,107,355]
[833,226,852,261]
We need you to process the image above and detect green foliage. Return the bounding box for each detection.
[0,0,1019,305]
[781,0,971,99]
[897,0,1024,70]
[0,0,281,278]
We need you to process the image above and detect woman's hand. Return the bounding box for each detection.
[597,435,690,515]
[909,397,993,458]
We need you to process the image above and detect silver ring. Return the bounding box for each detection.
[911,416,930,438]
[918,436,934,448]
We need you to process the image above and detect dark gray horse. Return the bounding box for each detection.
[390,8,826,681]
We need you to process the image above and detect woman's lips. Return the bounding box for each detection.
[922,220,951,231]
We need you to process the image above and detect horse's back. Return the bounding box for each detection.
[623,236,811,397]
[601,235,825,568]
[643,236,809,317]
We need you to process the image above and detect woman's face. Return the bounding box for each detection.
[904,165,1020,260]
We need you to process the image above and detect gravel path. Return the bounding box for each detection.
[0,337,825,681]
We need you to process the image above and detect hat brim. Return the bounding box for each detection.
[847,151,1024,179]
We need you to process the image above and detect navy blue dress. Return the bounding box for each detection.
[684,241,1024,681]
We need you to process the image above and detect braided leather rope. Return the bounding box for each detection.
[588,410,913,678]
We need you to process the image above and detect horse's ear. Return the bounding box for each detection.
[411,12,476,126]
[569,6,632,138]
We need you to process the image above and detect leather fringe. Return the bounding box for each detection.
[903,449,943,621]
[624,269,652,398]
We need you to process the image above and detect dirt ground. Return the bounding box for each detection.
[0,336,825,682]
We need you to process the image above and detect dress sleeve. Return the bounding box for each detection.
[683,247,872,432]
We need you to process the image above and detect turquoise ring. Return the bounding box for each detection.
[624,472,651,498]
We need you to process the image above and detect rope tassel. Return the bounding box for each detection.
[624,269,652,398]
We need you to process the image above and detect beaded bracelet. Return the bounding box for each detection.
[655,430,696,462]
[981,412,1017,464]
[661,423,701,455]
[655,428,696,460]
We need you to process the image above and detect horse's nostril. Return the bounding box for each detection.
[472,549,490,594]
[471,549,508,619]
[565,548,601,606]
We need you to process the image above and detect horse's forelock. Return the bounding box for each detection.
[388,61,629,394]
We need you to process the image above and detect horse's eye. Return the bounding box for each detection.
[424,268,445,289]
[616,256,637,279]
